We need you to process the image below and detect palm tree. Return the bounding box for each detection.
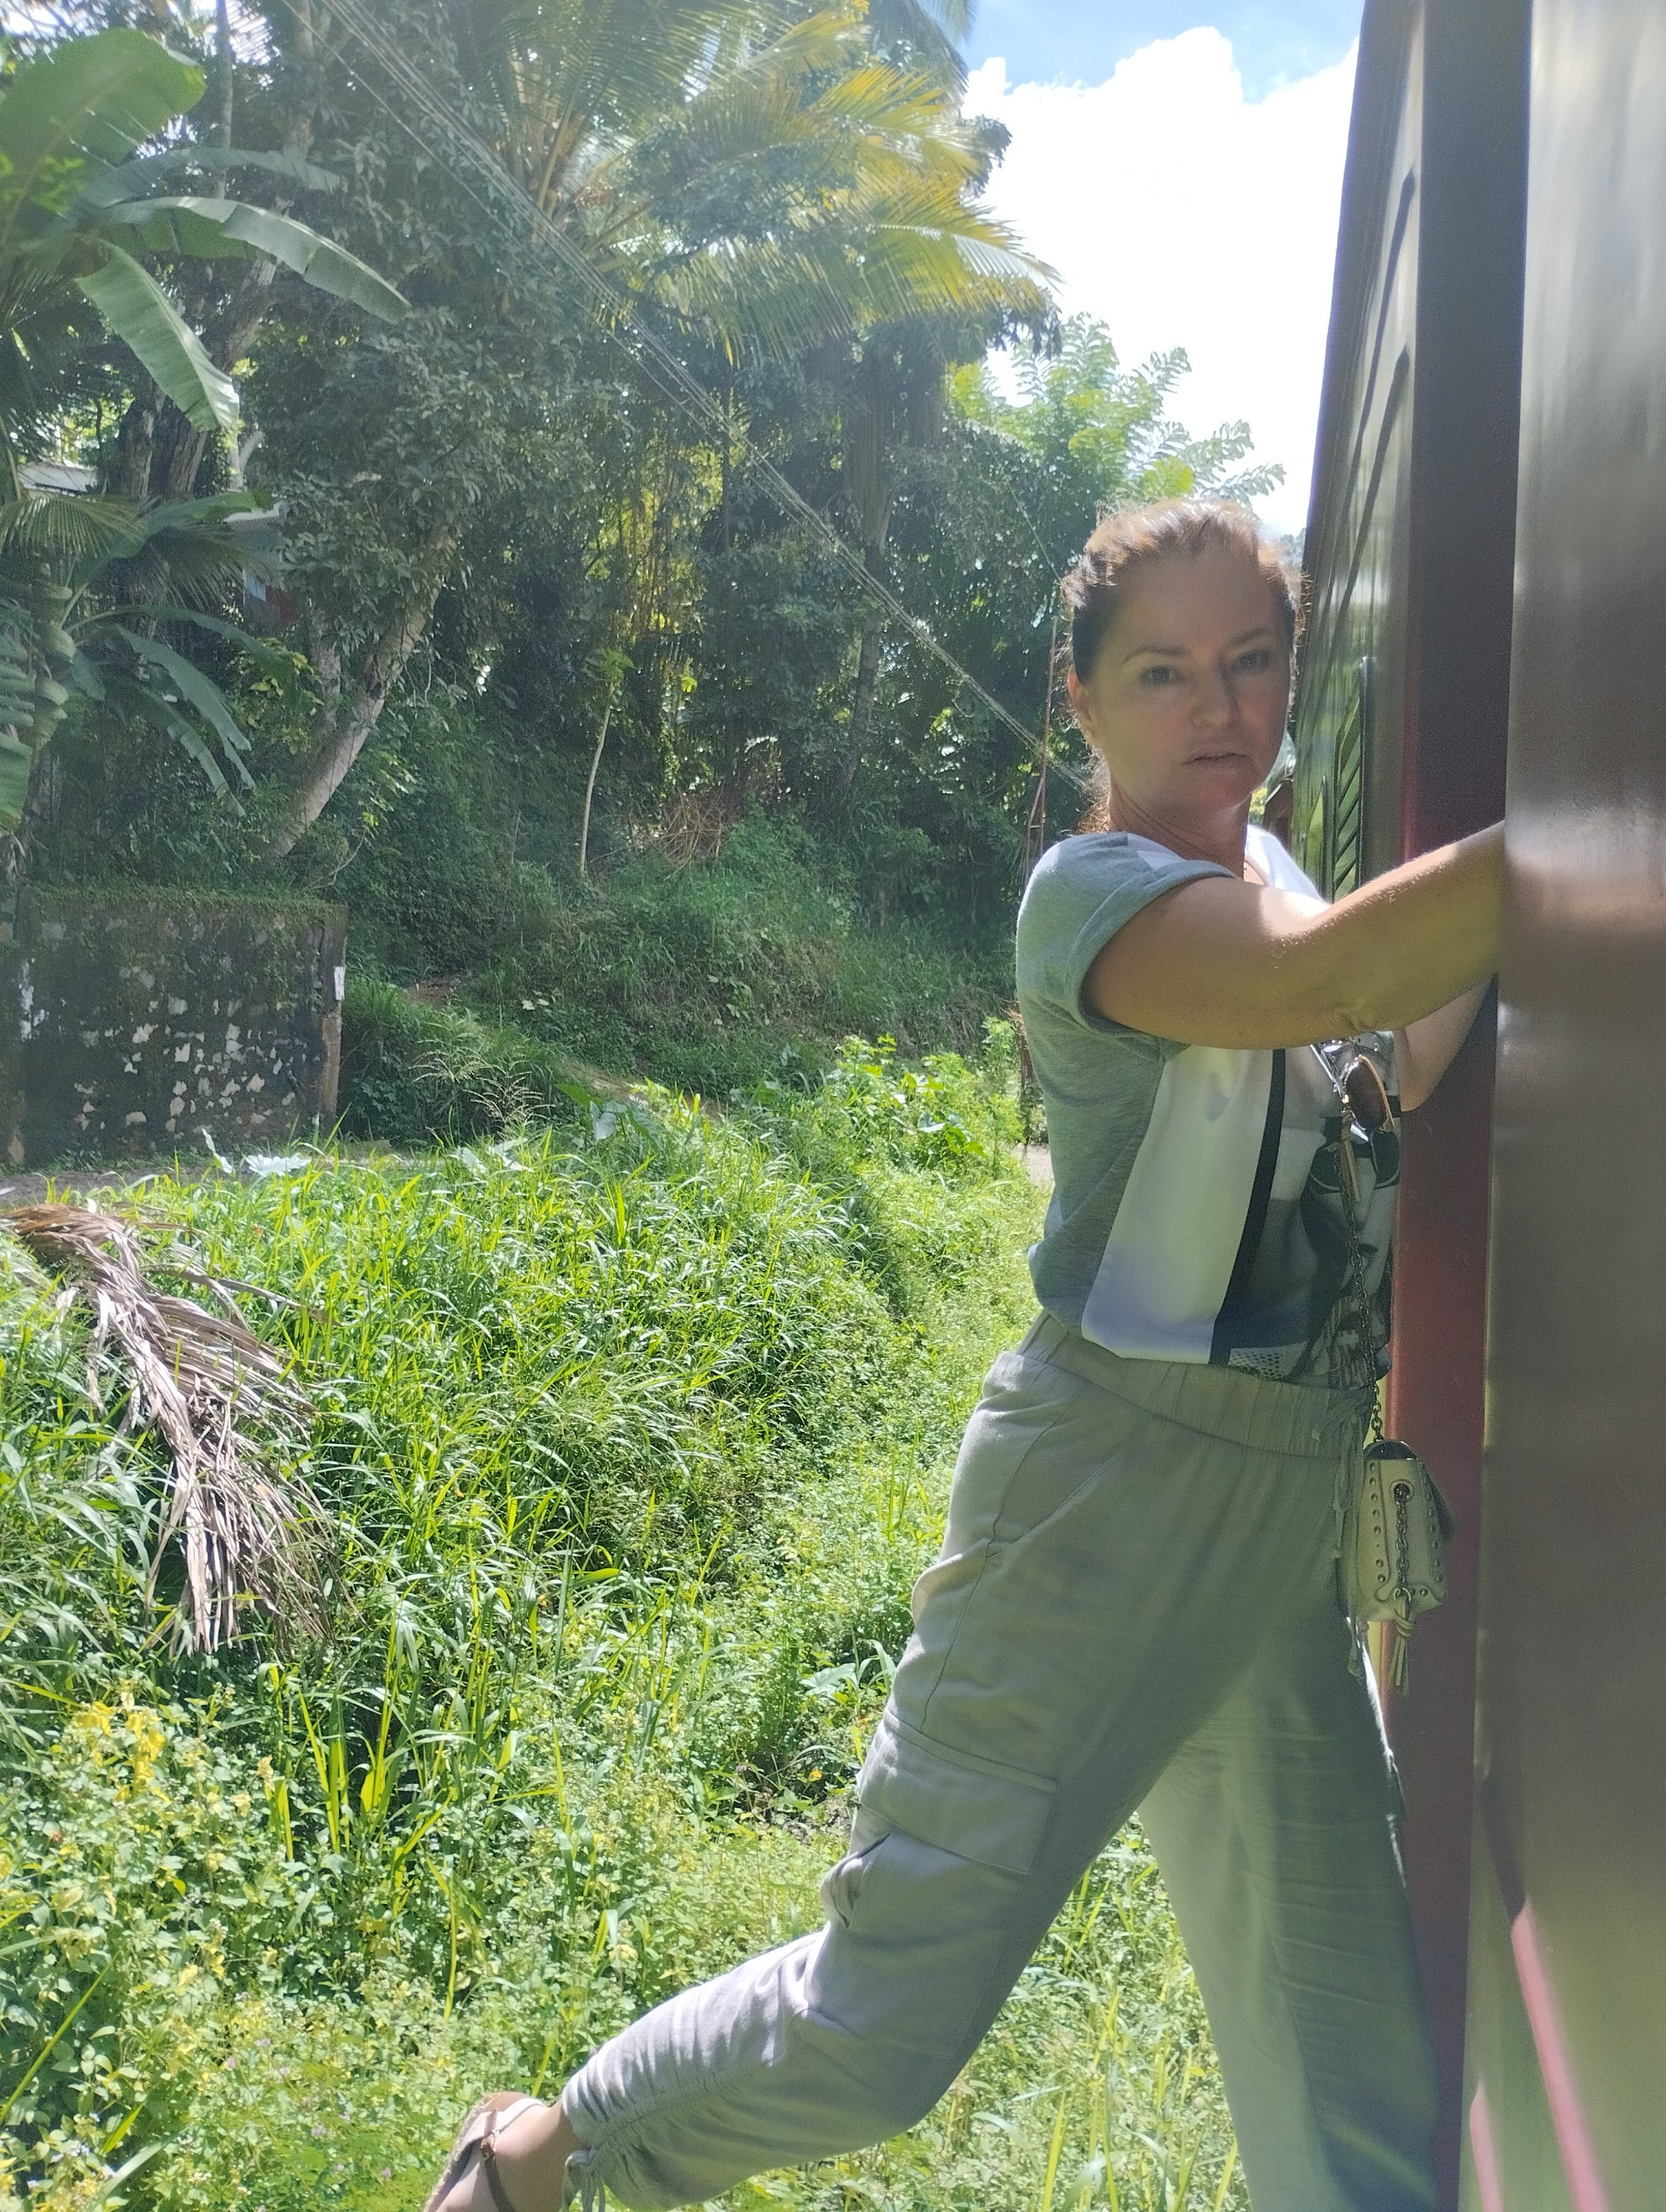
[264,0,1052,850]
[598,6,1051,791]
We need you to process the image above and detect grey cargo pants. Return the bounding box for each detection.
[563,1313,1439,2210]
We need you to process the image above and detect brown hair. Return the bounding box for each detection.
[1061,500,1298,685]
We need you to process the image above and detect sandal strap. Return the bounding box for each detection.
[476,2148,523,2212]
[478,2099,546,2212]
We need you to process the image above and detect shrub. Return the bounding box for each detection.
[337,980,587,1143]
[478,815,1011,1097]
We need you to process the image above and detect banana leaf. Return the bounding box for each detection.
[0,32,203,249]
[96,197,409,321]
[75,144,342,209]
[0,734,31,828]
[75,242,239,433]
[111,624,253,781]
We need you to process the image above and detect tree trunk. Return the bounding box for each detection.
[107,398,156,501]
[215,0,234,148]
[837,540,887,792]
[576,696,614,878]
[267,531,457,856]
[102,131,286,508]
[144,260,282,507]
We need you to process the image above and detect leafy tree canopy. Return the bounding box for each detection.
[9,2,1284,993]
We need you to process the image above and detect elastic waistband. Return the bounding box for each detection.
[1021,1311,1372,1460]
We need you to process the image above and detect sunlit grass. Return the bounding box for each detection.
[0,1041,1245,2212]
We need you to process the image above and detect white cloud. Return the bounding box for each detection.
[967,32,1357,536]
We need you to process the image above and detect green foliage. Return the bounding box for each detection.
[741,1027,1023,1315]
[953,313,1284,519]
[0,1055,1245,2212]
[14,11,1284,999]
[476,815,1012,1096]
[337,979,589,1144]
[0,27,403,439]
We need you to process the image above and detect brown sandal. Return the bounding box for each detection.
[422,2094,547,2212]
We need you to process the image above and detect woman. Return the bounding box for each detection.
[427,501,1504,2212]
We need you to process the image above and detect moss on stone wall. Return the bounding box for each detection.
[2,890,347,1169]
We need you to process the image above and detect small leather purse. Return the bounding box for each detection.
[1340,1435,1456,1686]
[1329,1050,1456,1686]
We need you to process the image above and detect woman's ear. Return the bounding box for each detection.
[1065,665,1092,740]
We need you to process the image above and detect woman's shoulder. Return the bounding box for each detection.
[1027,829,1178,877]
[1020,830,1182,912]
[1018,830,1231,945]
[1017,832,1230,1044]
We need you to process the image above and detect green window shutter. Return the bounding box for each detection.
[1328,655,1372,897]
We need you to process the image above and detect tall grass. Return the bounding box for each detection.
[0,1044,1245,2212]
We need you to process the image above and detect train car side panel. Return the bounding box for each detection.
[1464,0,1666,2202]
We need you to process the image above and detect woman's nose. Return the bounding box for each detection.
[1192,666,1236,725]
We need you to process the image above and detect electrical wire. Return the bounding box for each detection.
[276,0,1063,763]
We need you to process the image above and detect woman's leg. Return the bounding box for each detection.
[536,1332,1369,2210]
[1139,1556,1439,2212]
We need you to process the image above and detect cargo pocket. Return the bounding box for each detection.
[855,1707,1055,1878]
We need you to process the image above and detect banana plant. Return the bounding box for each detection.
[0,27,407,450]
[0,24,407,834]
[0,488,294,827]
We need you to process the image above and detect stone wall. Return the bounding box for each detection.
[2,889,347,1168]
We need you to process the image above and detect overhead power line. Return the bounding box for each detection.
[275,0,1061,765]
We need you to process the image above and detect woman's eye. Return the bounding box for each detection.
[1139,664,1180,687]
[1234,648,1274,673]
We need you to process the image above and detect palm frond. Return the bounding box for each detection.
[456,0,765,207]
[867,0,970,78]
[98,604,294,675]
[2,1203,324,1654]
[652,193,1050,353]
[92,535,251,610]
[0,487,144,562]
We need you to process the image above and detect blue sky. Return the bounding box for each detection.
[964,7,1364,531]
[965,1,1364,103]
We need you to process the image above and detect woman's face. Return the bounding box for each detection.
[1066,549,1291,826]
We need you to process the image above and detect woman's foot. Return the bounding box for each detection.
[425,2094,585,2212]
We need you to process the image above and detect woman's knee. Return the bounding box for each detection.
[806,1827,1025,2090]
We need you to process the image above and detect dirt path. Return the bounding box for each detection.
[1020,1143,1053,1188]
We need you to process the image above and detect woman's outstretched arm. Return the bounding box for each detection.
[1087,823,1504,1049]
[1394,984,1489,1111]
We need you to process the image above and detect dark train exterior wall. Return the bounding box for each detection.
[1291,0,1527,2200]
[1460,1,1666,2204]
[1300,0,1666,2200]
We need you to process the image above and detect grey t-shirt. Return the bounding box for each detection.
[1015,828,1398,1382]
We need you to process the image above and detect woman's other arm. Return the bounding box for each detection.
[1087,823,1504,1049]
[1394,985,1489,1112]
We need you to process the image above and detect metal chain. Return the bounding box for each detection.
[1334,1115,1388,1438]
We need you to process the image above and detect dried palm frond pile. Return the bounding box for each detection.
[3,1202,324,1652]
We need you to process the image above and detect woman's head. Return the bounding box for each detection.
[1062,502,1297,839]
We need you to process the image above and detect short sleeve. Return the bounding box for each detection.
[1016,833,1234,1035]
